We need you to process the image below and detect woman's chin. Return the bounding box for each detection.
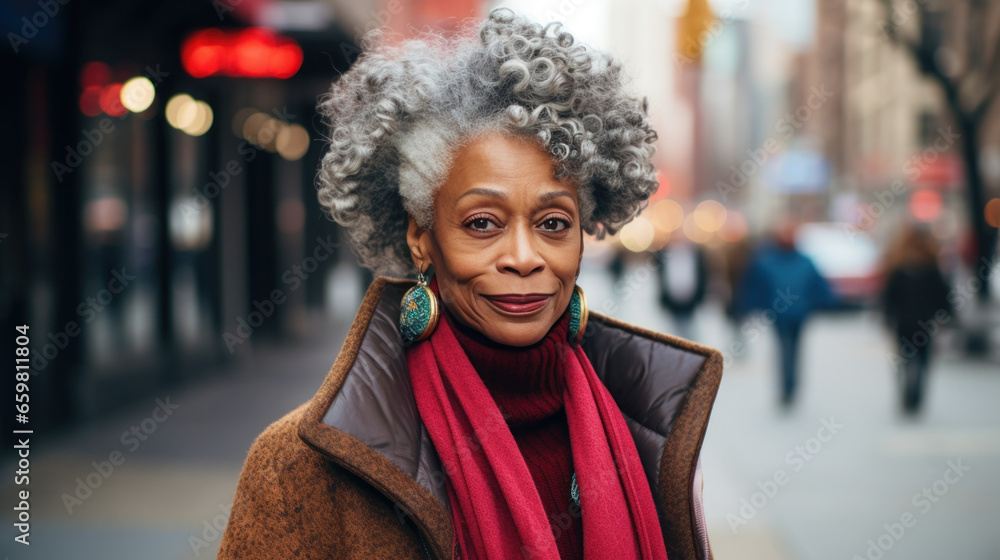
[480,323,550,347]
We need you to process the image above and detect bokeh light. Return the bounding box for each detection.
[985,198,1000,228]
[83,197,128,233]
[650,199,685,232]
[166,94,194,129]
[79,86,102,116]
[165,94,213,136]
[99,83,126,116]
[682,213,713,244]
[182,28,303,79]
[276,124,310,161]
[241,112,272,145]
[255,118,283,151]
[620,216,655,252]
[231,107,258,138]
[120,76,155,113]
[80,61,111,88]
[692,199,728,232]
[185,101,214,137]
[174,99,199,131]
[910,189,942,222]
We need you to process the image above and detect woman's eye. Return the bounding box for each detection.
[466,217,498,231]
[540,218,570,232]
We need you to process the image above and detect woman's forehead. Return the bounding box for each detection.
[438,132,578,206]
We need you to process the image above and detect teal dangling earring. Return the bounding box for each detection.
[399,264,439,344]
[568,284,588,345]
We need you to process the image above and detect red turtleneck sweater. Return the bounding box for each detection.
[446,306,584,560]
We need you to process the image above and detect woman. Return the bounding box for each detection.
[219,9,722,560]
[880,225,953,414]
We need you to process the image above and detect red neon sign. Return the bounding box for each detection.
[182,28,303,79]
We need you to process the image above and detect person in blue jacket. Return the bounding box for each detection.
[737,220,837,406]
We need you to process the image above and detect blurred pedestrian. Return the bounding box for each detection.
[880,225,953,415]
[738,220,837,406]
[607,245,627,287]
[721,236,753,355]
[654,236,708,340]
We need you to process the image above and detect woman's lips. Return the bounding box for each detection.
[483,294,551,314]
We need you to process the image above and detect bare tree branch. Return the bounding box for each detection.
[873,0,997,301]
[960,0,997,118]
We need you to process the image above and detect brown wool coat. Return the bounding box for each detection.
[218,277,723,560]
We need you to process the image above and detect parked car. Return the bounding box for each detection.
[795,222,882,308]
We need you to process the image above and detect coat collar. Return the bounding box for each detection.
[298,277,721,560]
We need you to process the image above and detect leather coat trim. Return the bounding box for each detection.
[590,312,724,560]
[579,314,711,502]
[298,277,723,560]
[298,278,453,560]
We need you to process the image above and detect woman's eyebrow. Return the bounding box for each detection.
[454,187,575,206]
[455,187,506,205]
[538,190,575,204]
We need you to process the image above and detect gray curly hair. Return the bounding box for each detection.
[316,7,659,277]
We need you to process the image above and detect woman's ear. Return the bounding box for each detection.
[407,215,431,270]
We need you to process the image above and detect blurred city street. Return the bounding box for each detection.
[586,264,1000,560]
[3,0,1000,558]
[3,263,999,559]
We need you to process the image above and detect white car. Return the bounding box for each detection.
[795,222,882,307]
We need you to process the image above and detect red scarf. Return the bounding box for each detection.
[406,278,668,560]
[449,286,581,558]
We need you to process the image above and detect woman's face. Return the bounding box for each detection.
[407,131,583,347]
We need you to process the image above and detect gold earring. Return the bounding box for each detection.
[399,263,440,344]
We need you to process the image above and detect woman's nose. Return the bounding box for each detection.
[498,223,545,276]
